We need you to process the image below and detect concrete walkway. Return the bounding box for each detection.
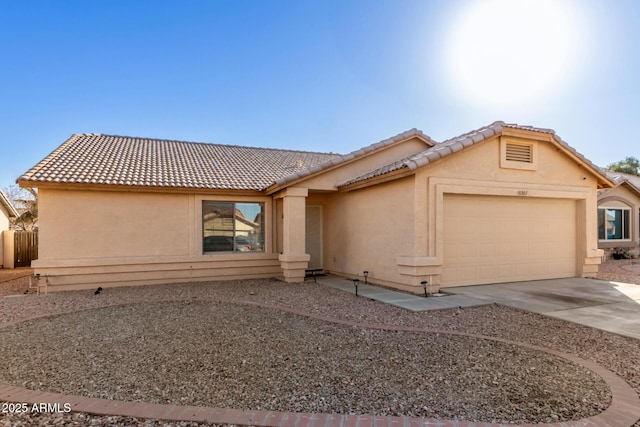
[316,275,640,341]
[315,275,491,311]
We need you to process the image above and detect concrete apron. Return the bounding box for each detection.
[445,277,640,341]
[316,275,640,341]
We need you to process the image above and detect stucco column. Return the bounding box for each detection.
[578,197,605,277]
[277,187,310,282]
[2,230,15,269]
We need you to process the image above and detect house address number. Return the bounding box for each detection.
[517,190,528,196]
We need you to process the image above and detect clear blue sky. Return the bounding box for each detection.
[1,0,638,188]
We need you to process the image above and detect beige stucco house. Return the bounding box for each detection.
[18,121,613,293]
[0,189,19,268]
[597,171,640,258]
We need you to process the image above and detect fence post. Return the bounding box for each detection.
[2,230,15,269]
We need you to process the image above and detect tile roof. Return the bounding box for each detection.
[18,134,334,191]
[602,171,640,195]
[338,121,612,188]
[270,128,434,188]
[338,121,506,187]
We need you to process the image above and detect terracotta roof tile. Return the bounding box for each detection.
[19,134,334,191]
[603,171,640,194]
[271,128,435,188]
[337,121,611,188]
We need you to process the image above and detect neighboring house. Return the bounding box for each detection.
[17,121,613,293]
[597,171,640,257]
[0,189,19,268]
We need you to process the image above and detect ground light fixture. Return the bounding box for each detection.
[352,278,360,296]
[363,271,369,284]
[421,280,428,298]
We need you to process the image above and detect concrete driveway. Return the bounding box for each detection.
[445,278,640,340]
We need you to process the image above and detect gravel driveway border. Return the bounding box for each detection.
[1,295,639,427]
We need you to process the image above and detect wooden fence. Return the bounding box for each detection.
[14,230,38,268]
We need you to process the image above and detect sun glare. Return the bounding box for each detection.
[443,0,585,109]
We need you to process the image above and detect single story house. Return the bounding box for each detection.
[0,189,19,268]
[18,121,613,293]
[597,171,640,257]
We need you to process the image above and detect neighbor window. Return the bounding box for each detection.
[203,202,264,252]
[598,208,630,241]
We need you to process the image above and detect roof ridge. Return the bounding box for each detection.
[270,127,435,189]
[503,123,556,134]
[437,121,505,145]
[338,121,613,189]
[82,133,335,156]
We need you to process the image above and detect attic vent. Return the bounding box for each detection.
[505,143,533,163]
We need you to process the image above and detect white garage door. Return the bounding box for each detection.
[441,194,576,287]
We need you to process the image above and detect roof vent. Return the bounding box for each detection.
[505,143,533,163]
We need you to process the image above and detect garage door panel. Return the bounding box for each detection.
[441,195,576,287]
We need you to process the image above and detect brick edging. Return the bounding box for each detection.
[1,298,639,427]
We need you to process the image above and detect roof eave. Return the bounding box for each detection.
[337,167,414,192]
[617,180,640,198]
[265,129,435,194]
[17,180,268,196]
[548,135,615,189]
[0,190,18,218]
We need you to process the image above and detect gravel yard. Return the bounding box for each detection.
[0,261,639,426]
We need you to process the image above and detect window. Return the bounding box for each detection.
[203,202,264,252]
[598,208,630,241]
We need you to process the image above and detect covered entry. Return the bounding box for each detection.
[305,206,323,270]
[440,194,577,287]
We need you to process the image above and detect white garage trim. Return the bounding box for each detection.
[397,177,599,289]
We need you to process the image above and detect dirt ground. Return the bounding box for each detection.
[0,268,33,297]
[595,257,640,285]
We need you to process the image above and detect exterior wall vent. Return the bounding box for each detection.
[500,138,537,171]
[505,143,533,163]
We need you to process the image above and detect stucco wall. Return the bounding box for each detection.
[597,184,640,254]
[39,189,192,259]
[312,176,416,288]
[289,136,429,191]
[34,189,280,291]
[315,133,603,293]
[0,206,10,268]
[409,134,602,288]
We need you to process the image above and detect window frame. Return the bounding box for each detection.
[202,201,265,254]
[598,206,631,242]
